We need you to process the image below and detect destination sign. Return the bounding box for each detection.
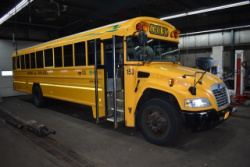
[149,24,169,37]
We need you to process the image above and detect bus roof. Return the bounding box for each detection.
[13,17,178,56]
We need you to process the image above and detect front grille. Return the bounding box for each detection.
[211,84,230,109]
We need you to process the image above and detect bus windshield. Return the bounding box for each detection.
[127,36,179,63]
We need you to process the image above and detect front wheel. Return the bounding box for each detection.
[138,98,181,145]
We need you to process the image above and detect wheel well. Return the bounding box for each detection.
[136,88,180,115]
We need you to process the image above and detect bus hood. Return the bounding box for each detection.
[137,63,223,95]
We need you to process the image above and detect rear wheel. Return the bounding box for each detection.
[33,85,47,108]
[138,98,181,145]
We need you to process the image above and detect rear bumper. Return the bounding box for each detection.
[181,105,233,132]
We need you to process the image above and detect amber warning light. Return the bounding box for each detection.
[170,31,179,38]
[169,79,174,86]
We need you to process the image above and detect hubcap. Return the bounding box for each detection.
[146,109,168,136]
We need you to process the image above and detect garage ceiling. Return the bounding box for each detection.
[1,0,250,39]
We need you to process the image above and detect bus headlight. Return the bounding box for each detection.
[184,98,211,108]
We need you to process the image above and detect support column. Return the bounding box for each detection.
[231,29,235,74]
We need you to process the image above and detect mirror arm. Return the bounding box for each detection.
[195,71,206,86]
[143,34,146,61]
[182,71,206,95]
[132,30,142,40]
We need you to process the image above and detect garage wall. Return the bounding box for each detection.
[0,25,59,41]
[179,28,250,68]
[0,39,40,97]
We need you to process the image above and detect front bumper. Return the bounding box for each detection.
[181,105,233,132]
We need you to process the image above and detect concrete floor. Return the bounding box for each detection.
[0,95,250,167]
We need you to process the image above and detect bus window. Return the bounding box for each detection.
[54,47,62,67]
[21,55,25,69]
[12,57,16,70]
[87,40,101,65]
[75,42,86,66]
[63,45,73,67]
[25,54,30,69]
[16,56,20,69]
[31,53,36,69]
[36,51,44,68]
[44,49,53,67]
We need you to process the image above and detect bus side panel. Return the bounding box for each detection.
[23,68,105,118]
[13,71,33,94]
[124,65,139,127]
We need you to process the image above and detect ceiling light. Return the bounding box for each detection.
[160,13,187,20]
[188,1,250,15]
[160,1,250,20]
[1,71,13,76]
[0,0,34,25]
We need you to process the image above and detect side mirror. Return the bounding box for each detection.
[138,31,147,46]
[196,57,214,71]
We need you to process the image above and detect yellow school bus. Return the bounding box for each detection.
[12,17,232,145]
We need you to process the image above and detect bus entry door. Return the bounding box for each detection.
[104,36,125,128]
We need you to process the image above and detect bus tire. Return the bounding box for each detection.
[33,85,47,108]
[138,98,181,145]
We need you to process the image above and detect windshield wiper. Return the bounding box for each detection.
[147,56,176,64]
